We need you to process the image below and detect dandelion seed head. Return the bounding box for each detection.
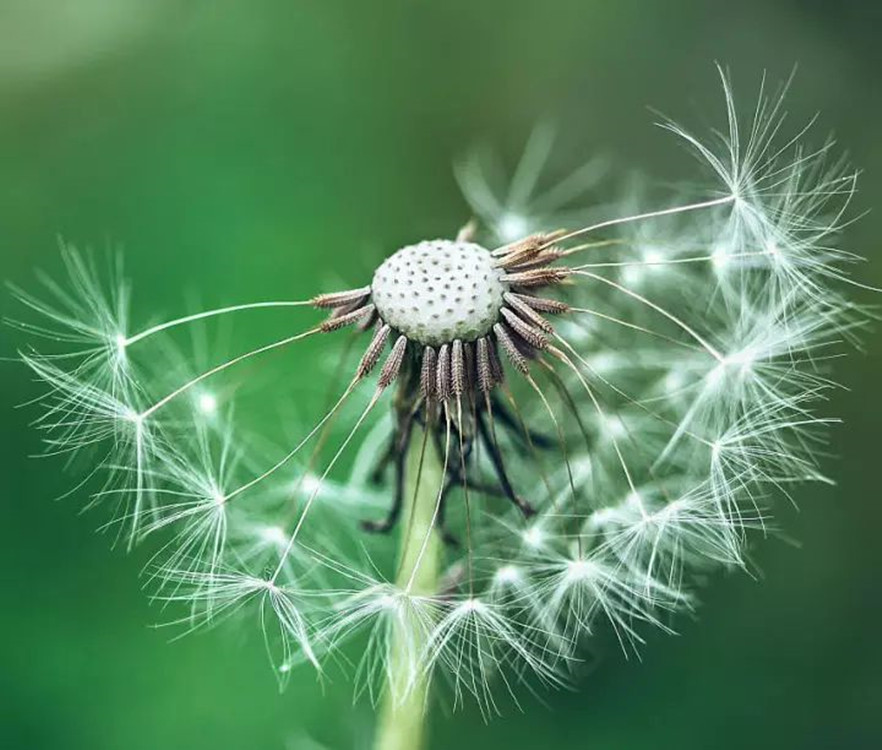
[12,69,869,712]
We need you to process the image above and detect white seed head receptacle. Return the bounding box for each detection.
[371,239,504,346]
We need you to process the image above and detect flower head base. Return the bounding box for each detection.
[12,69,869,713]
[371,240,505,345]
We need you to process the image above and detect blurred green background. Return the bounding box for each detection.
[1,1,880,748]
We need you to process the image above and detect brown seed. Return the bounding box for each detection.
[378,336,408,388]
[476,337,494,393]
[451,339,465,396]
[321,304,375,332]
[487,336,505,385]
[500,308,549,350]
[436,343,452,402]
[503,292,554,332]
[495,234,545,268]
[493,323,529,374]
[312,286,372,309]
[462,340,476,397]
[421,346,437,402]
[508,292,570,315]
[505,248,564,272]
[501,268,571,288]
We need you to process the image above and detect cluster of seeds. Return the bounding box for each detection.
[316,232,572,411]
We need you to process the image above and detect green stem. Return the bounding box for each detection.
[374,423,442,750]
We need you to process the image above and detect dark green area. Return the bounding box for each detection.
[1,1,879,748]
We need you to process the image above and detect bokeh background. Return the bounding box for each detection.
[1,1,880,748]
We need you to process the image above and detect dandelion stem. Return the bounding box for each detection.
[374,423,442,750]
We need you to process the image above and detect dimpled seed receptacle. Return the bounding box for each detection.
[371,239,505,346]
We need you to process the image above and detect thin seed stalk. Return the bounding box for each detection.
[374,422,442,750]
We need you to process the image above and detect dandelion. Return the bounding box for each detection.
[12,67,870,748]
